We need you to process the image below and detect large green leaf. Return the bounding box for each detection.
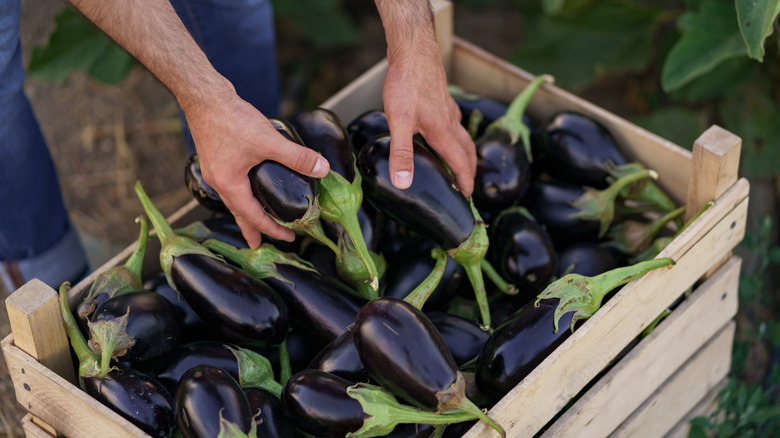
[661,1,747,92]
[630,106,705,150]
[27,6,134,84]
[511,1,661,90]
[736,0,780,61]
[719,84,780,178]
[669,57,755,102]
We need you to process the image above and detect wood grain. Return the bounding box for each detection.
[685,126,742,222]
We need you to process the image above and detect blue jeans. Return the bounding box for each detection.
[0,0,279,292]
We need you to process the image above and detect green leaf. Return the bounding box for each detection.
[272,0,359,48]
[671,57,755,102]
[27,6,134,84]
[511,1,662,90]
[736,0,780,61]
[661,1,747,92]
[630,106,705,150]
[543,0,566,15]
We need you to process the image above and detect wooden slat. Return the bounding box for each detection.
[541,256,740,437]
[2,336,147,438]
[664,378,728,438]
[5,280,75,385]
[611,322,736,437]
[431,0,454,74]
[21,414,56,438]
[464,189,748,437]
[685,126,742,222]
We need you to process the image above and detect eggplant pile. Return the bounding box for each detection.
[59,76,691,437]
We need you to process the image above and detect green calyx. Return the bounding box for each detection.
[87,310,135,379]
[403,248,448,310]
[448,199,492,330]
[535,257,675,333]
[335,230,385,300]
[318,165,379,292]
[486,74,554,162]
[134,181,220,292]
[569,169,658,238]
[82,216,149,303]
[345,381,504,437]
[203,239,317,286]
[269,192,341,258]
[607,163,680,225]
[607,206,686,256]
[226,345,283,398]
[217,410,259,438]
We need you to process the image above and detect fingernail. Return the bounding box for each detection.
[394,170,412,189]
[312,157,329,177]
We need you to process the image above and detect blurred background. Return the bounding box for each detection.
[1,0,778,436]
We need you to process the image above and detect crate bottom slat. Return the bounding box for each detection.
[664,378,728,438]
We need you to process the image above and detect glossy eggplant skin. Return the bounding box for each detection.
[170,253,289,346]
[281,370,368,436]
[426,312,489,366]
[148,341,240,395]
[263,263,366,346]
[185,153,230,214]
[244,387,303,438]
[556,242,624,278]
[358,134,474,250]
[523,179,600,246]
[455,95,509,137]
[176,365,253,438]
[487,208,557,299]
[381,236,466,312]
[82,366,176,438]
[534,111,627,188]
[307,329,367,383]
[91,290,182,363]
[291,108,355,181]
[248,117,317,223]
[346,109,389,152]
[144,273,208,342]
[475,298,575,403]
[353,297,459,411]
[473,129,532,214]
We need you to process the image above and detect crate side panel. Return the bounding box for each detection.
[2,338,148,438]
[464,197,747,437]
[611,322,735,438]
[542,256,740,437]
[664,378,727,438]
[449,37,693,204]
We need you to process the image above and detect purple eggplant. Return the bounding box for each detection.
[91,290,181,363]
[148,341,241,395]
[449,85,510,138]
[184,152,229,214]
[176,365,253,438]
[134,182,290,347]
[523,178,601,246]
[353,297,505,435]
[143,272,207,342]
[534,111,627,188]
[346,109,390,152]
[427,312,489,367]
[556,242,625,278]
[244,386,303,437]
[307,328,367,383]
[487,207,557,300]
[291,108,355,181]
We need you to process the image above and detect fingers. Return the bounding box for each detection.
[263,134,330,179]
[385,114,416,190]
[218,177,296,247]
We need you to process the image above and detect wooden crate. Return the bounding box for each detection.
[2,1,747,437]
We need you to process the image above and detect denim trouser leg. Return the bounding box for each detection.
[0,0,88,292]
[169,0,281,152]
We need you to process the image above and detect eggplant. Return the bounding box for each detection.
[291,108,381,296]
[184,152,229,214]
[487,207,557,300]
[244,387,303,437]
[474,298,576,402]
[346,109,389,152]
[358,134,506,328]
[135,182,290,347]
[82,366,176,438]
[143,272,207,342]
[523,178,601,246]
[201,239,366,346]
[307,328,367,383]
[59,283,176,438]
[427,312,490,367]
[281,370,481,437]
[91,290,182,363]
[381,236,466,312]
[449,85,510,138]
[149,341,241,395]
[353,297,504,435]
[176,365,253,438]
[556,242,625,278]
[534,111,627,188]
[471,76,549,214]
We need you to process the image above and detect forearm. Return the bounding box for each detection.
[67,0,230,110]
[374,0,438,62]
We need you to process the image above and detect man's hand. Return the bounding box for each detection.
[374,0,476,197]
[183,87,330,248]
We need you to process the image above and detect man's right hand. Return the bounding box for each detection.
[183,87,330,249]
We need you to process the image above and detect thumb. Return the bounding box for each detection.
[265,137,330,178]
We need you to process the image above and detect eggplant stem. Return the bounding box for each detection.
[480,259,517,295]
[455,398,505,437]
[124,216,149,284]
[278,339,292,386]
[403,248,448,310]
[307,220,343,260]
[340,212,380,292]
[58,283,96,366]
[461,261,492,331]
